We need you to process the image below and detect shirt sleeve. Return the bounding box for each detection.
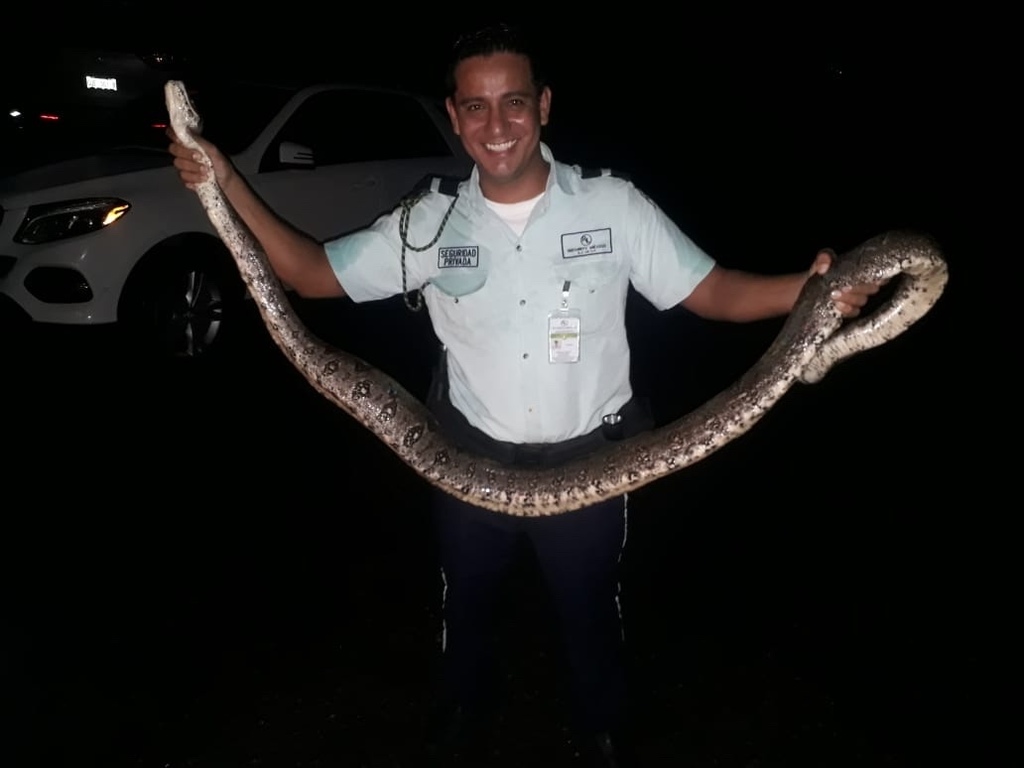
[324,206,428,303]
[624,184,716,310]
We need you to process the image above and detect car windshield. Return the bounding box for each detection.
[1,74,296,178]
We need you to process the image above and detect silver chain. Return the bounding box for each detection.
[399,189,460,311]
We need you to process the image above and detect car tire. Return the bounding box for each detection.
[118,239,245,361]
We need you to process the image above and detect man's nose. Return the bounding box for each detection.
[487,105,510,133]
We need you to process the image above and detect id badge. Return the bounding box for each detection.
[548,309,581,363]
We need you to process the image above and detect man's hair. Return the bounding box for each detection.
[445,23,547,97]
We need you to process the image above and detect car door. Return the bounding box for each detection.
[346,91,470,205]
[249,88,464,243]
[248,88,390,241]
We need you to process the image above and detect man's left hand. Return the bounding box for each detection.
[811,250,885,318]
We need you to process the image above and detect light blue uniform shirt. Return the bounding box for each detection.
[326,143,715,444]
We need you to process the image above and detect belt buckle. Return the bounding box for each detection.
[601,413,624,441]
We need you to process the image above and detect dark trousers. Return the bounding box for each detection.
[432,489,628,733]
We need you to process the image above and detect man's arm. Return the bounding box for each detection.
[168,131,345,299]
[680,252,880,321]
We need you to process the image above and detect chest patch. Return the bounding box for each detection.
[561,228,613,258]
[437,246,480,268]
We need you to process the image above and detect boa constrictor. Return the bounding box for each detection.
[165,80,948,517]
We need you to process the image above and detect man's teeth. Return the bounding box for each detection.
[485,139,517,152]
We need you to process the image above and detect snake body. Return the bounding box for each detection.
[165,80,949,517]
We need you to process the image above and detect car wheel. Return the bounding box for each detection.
[119,240,244,361]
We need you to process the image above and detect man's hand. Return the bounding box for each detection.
[166,128,236,192]
[810,250,885,318]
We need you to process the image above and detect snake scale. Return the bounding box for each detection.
[165,80,949,517]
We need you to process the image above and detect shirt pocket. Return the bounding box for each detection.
[425,268,507,346]
[552,257,625,334]
[427,268,488,299]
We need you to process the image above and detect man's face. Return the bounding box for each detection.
[445,51,552,203]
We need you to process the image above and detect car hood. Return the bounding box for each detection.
[0,148,172,199]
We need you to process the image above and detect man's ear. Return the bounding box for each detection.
[539,86,552,127]
[445,97,461,136]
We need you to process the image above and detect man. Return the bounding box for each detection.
[170,24,879,767]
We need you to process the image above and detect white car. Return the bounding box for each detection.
[0,75,470,357]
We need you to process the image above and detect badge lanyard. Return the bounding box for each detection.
[548,280,581,363]
[398,189,459,312]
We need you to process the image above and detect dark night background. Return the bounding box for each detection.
[1,4,1011,767]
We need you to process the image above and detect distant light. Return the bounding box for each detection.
[85,75,117,91]
[39,114,59,121]
[9,109,21,117]
[151,122,168,129]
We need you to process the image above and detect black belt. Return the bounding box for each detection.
[426,350,653,468]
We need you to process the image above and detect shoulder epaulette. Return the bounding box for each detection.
[579,167,631,182]
[409,173,462,198]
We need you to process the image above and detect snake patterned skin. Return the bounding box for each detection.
[165,80,949,516]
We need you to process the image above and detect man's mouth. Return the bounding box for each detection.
[484,139,517,152]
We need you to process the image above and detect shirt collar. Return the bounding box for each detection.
[463,142,575,212]
[544,143,577,196]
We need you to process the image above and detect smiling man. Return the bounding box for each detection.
[168,22,880,767]
[445,49,552,203]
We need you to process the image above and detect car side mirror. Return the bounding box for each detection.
[278,141,315,167]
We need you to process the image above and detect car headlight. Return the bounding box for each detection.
[14,198,131,244]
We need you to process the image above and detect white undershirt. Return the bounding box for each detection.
[483,192,545,236]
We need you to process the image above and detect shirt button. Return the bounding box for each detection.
[522,352,529,359]
[515,244,523,252]
[519,299,526,306]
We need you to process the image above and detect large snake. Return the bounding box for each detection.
[165,80,948,517]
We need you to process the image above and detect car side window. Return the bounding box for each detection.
[261,89,453,171]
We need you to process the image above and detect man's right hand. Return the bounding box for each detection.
[164,127,345,299]
[166,129,235,192]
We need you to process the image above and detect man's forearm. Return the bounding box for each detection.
[218,174,344,298]
[682,267,808,322]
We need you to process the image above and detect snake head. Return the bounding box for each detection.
[164,80,202,147]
